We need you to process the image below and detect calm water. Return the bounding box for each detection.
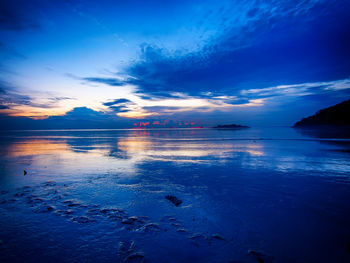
[0,127,349,263]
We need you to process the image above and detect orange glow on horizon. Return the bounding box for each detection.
[1,106,68,119]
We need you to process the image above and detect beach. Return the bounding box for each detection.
[0,127,349,262]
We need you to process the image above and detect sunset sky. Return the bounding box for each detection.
[0,0,349,128]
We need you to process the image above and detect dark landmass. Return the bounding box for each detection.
[213,124,250,129]
[294,99,350,127]
[293,99,350,138]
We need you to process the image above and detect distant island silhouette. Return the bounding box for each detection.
[294,99,350,127]
[213,124,250,129]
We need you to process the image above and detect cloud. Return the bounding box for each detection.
[82,0,350,102]
[142,106,192,115]
[0,87,33,109]
[82,77,127,87]
[0,90,61,112]
[103,98,131,106]
[102,98,134,113]
[240,78,350,98]
[63,107,107,119]
[0,80,79,117]
[48,96,76,101]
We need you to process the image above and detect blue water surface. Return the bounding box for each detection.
[0,127,349,262]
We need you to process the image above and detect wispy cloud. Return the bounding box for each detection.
[241,78,350,97]
[83,77,127,87]
[0,81,78,118]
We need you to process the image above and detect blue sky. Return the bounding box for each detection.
[0,0,349,127]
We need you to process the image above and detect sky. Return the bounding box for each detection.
[0,0,349,128]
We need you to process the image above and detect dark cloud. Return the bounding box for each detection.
[103,98,131,106]
[102,98,134,113]
[63,107,107,118]
[83,1,350,102]
[0,105,9,109]
[129,8,350,97]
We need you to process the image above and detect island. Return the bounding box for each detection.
[213,124,250,129]
[294,99,350,127]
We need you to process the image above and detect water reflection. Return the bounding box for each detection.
[1,128,350,180]
[295,126,350,139]
[2,135,266,174]
[4,139,71,157]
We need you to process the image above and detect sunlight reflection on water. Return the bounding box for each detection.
[2,128,349,178]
